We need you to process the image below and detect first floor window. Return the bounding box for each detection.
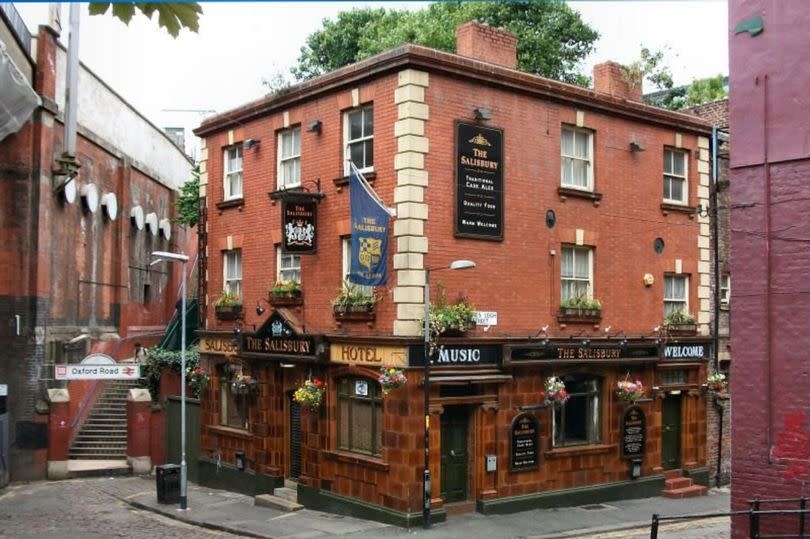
[561,126,593,190]
[278,126,301,188]
[720,274,730,306]
[561,245,593,302]
[337,376,382,456]
[218,364,248,429]
[553,374,601,447]
[277,246,301,284]
[223,249,242,298]
[224,145,243,200]
[344,105,373,174]
[341,238,373,296]
[664,274,689,317]
[663,148,687,204]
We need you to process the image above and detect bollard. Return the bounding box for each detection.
[650,513,659,539]
[800,498,807,538]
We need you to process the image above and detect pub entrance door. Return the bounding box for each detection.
[289,392,301,479]
[440,406,469,503]
[661,394,682,470]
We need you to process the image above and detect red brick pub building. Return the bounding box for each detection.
[194,23,714,526]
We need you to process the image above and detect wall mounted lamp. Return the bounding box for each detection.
[473,107,492,121]
[307,120,322,133]
[533,324,550,338]
[256,297,271,316]
[243,138,261,150]
[695,204,710,218]
[629,140,645,152]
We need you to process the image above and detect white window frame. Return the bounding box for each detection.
[341,238,373,296]
[663,148,688,205]
[720,274,731,306]
[223,249,242,298]
[277,126,301,189]
[276,246,301,284]
[664,274,689,317]
[560,125,594,191]
[561,245,594,302]
[343,105,374,175]
[223,145,243,200]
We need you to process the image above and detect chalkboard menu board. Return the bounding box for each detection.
[621,406,646,459]
[510,413,539,471]
[455,122,504,240]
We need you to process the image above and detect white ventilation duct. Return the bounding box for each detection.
[80,183,99,213]
[101,192,118,220]
[130,205,145,230]
[145,212,158,236]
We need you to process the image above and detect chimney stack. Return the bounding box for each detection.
[593,61,643,101]
[456,21,517,70]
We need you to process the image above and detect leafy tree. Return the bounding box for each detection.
[293,2,599,86]
[88,2,202,38]
[621,46,675,93]
[682,74,728,107]
[173,163,200,228]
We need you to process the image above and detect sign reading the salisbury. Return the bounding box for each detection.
[409,345,501,367]
[455,122,504,240]
[282,199,317,253]
[505,343,661,364]
[242,312,315,357]
[511,413,540,471]
[621,406,646,459]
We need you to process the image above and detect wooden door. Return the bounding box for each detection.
[661,395,682,470]
[440,406,469,503]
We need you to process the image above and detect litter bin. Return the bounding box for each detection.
[155,464,181,504]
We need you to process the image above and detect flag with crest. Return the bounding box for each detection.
[349,163,394,286]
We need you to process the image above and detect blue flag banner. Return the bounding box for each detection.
[349,165,392,286]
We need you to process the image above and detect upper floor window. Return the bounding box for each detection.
[223,145,243,200]
[664,274,689,317]
[337,376,382,456]
[223,249,242,298]
[561,245,593,302]
[720,274,731,306]
[561,126,593,191]
[553,374,601,447]
[344,105,373,174]
[663,148,687,204]
[276,246,301,284]
[278,126,301,189]
[341,238,373,296]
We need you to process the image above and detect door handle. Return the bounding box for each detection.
[450,450,457,457]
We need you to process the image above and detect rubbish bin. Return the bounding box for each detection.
[155,464,181,504]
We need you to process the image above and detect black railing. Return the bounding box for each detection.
[651,498,810,539]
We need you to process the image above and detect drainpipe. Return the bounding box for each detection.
[64,3,80,156]
[761,75,774,463]
[712,126,719,373]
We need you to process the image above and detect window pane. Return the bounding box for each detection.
[575,131,589,158]
[673,152,685,175]
[670,178,683,201]
[562,158,572,184]
[574,250,589,278]
[561,248,573,277]
[561,129,574,155]
[365,140,373,168]
[350,142,364,168]
[363,107,373,137]
[349,110,362,140]
[572,160,587,186]
[664,149,673,174]
[338,398,350,450]
[352,400,373,453]
[292,128,300,154]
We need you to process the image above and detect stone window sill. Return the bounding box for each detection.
[216,198,245,213]
[545,443,614,460]
[208,424,253,440]
[333,171,376,191]
[323,449,389,471]
[660,202,696,217]
[558,186,603,206]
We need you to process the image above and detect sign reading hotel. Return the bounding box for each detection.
[55,353,140,380]
[330,344,407,368]
[282,200,317,254]
[510,413,540,471]
[455,122,504,240]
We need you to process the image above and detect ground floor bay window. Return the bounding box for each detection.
[337,376,382,457]
[218,364,249,430]
[553,374,601,447]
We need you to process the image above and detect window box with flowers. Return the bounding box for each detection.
[378,366,407,395]
[663,310,697,336]
[293,378,325,410]
[269,280,302,306]
[215,292,243,320]
[429,294,476,337]
[558,296,602,324]
[543,376,570,408]
[332,282,378,322]
[231,373,259,396]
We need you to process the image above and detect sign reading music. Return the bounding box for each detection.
[409,344,501,367]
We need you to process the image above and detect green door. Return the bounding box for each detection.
[661,395,682,470]
[440,406,469,503]
[166,397,200,482]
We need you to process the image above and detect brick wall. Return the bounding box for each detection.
[456,21,517,70]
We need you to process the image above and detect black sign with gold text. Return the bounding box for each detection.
[505,342,661,364]
[240,311,318,359]
[621,406,646,459]
[511,413,540,471]
[282,199,317,253]
[455,122,504,240]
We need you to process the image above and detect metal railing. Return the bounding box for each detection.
[650,498,810,539]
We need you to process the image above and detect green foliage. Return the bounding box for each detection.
[664,310,696,325]
[292,2,598,86]
[140,345,200,401]
[332,281,378,307]
[215,291,242,306]
[88,3,202,38]
[429,287,476,336]
[621,46,674,92]
[271,280,301,295]
[561,296,601,310]
[173,163,199,228]
[680,74,728,109]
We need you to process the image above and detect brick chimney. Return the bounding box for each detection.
[456,21,517,70]
[593,61,643,101]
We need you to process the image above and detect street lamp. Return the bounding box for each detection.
[151,250,190,510]
[423,259,476,529]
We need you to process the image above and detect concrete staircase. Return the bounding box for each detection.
[661,469,708,498]
[255,479,303,512]
[69,380,139,460]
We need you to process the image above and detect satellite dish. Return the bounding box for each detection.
[145,212,158,236]
[159,218,171,240]
[58,176,77,204]
[80,183,99,213]
[130,205,145,230]
[101,192,118,221]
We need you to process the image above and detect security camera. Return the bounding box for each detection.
[604,326,612,333]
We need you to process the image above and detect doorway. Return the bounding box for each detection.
[440,406,469,503]
[289,392,301,479]
[661,394,682,470]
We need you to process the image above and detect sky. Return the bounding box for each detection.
[14,1,728,145]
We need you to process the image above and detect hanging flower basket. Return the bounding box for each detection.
[293,378,325,410]
[616,378,646,403]
[707,372,727,393]
[231,374,259,395]
[187,367,209,399]
[378,366,407,395]
[543,376,569,407]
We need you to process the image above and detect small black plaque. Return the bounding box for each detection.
[621,406,646,460]
[510,413,539,472]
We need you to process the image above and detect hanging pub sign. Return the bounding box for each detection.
[510,413,540,472]
[455,122,504,240]
[621,405,646,459]
[282,199,317,253]
[240,311,322,360]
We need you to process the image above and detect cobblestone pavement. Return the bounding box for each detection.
[0,479,243,539]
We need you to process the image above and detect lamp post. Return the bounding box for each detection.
[423,259,476,529]
[151,250,190,510]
